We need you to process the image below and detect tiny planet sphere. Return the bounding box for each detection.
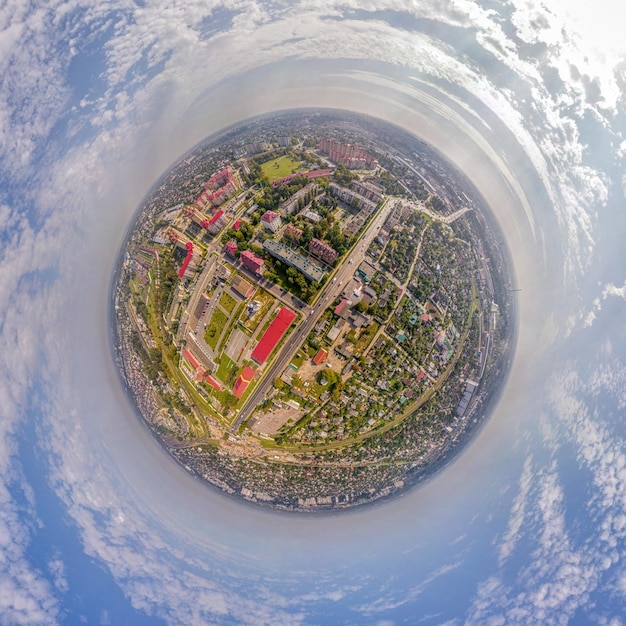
[112,109,515,511]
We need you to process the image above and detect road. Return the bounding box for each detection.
[231,197,395,432]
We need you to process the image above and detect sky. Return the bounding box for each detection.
[1,1,626,624]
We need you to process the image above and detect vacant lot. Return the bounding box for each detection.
[260,155,300,182]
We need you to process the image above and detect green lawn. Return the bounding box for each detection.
[205,308,228,349]
[219,291,237,314]
[260,155,300,182]
[216,354,237,385]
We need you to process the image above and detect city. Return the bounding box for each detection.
[113,111,513,511]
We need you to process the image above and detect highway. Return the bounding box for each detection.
[230,197,395,432]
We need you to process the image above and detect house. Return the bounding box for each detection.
[240,249,265,274]
[224,240,238,257]
[261,210,282,233]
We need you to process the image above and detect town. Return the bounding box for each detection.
[113,111,513,511]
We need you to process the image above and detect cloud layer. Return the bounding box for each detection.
[0,0,624,623]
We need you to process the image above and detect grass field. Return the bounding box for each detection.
[205,308,228,350]
[219,291,237,314]
[216,355,237,385]
[260,155,300,182]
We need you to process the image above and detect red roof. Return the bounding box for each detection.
[224,240,238,256]
[416,370,425,382]
[251,307,296,364]
[182,348,200,371]
[240,249,264,273]
[233,365,257,398]
[313,348,328,365]
[233,220,242,230]
[334,299,349,316]
[177,242,194,278]
[261,210,279,223]
[208,209,224,225]
[203,375,222,391]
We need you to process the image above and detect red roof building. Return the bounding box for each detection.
[313,348,328,365]
[177,242,194,278]
[233,219,242,230]
[261,210,282,233]
[251,307,296,364]
[203,375,222,391]
[233,365,257,398]
[334,298,350,316]
[309,238,338,265]
[224,240,238,257]
[283,224,303,242]
[182,348,203,380]
[240,249,265,274]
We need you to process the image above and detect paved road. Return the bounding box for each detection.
[231,197,395,432]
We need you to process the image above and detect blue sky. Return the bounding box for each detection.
[1,1,626,624]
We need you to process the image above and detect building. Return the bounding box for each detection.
[177,242,195,279]
[206,209,227,235]
[327,320,344,342]
[318,138,378,169]
[186,333,216,372]
[181,348,204,382]
[309,238,338,265]
[280,183,317,215]
[351,180,383,202]
[313,348,328,365]
[329,183,376,212]
[224,240,238,257]
[301,209,321,223]
[240,249,265,274]
[233,366,257,398]
[195,166,237,209]
[251,307,296,365]
[334,299,351,317]
[245,141,269,155]
[231,275,254,299]
[283,224,302,243]
[263,240,325,282]
[357,260,377,283]
[261,210,282,233]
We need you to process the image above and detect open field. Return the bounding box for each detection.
[260,155,300,182]
[216,355,238,385]
[205,308,228,349]
[219,291,237,314]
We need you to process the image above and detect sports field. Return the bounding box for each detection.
[260,155,300,182]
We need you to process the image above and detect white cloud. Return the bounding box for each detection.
[0,1,623,624]
[602,280,626,301]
